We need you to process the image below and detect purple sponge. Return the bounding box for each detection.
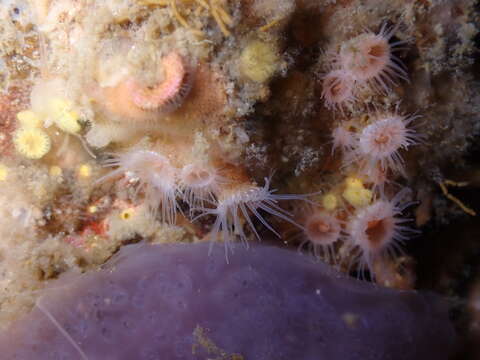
[0,242,454,359]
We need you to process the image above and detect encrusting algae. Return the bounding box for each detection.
[0,1,478,351]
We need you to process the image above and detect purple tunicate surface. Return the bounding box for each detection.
[0,242,454,360]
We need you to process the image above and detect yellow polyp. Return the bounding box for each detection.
[49,98,82,134]
[0,164,8,181]
[240,40,279,83]
[119,208,135,220]
[13,127,51,159]
[77,164,92,179]
[342,186,372,208]
[88,206,98,214]
[322,193,338,211]
[16,110,42,128]
[57,110,81,134]
[344,176,364,189]
[88,205,98,214]
[49,166,63,177]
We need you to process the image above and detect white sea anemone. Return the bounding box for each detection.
[98,149,179,224]
[196,177,304,260]
[179,162,223,214]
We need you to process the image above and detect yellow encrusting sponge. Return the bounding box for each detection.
[16,110,42,128]
[240,40,279,83]
[342,177,373,208]
[322,193,338,211]
[49,165,63,177]
[49,98,82,134]
[13,127,51,159]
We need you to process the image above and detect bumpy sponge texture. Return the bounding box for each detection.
[0,243,454,360]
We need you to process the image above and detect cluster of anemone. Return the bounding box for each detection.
[321,23,409,112]
[295,23,421,281]
[324,24,420,189]
[98,148,304,256]
[295,179,417,281]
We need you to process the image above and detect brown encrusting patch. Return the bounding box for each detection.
[0,85,31,156]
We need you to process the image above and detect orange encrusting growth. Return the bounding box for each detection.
[129,52,190,111]
[100,52,192,121]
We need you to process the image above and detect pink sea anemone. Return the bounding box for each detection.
[321,70,356,112]
[349,113,420,176]
[345,189,416,278]
[338,23,409,93]
[331,123,356,154]
[300,210,342,264]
